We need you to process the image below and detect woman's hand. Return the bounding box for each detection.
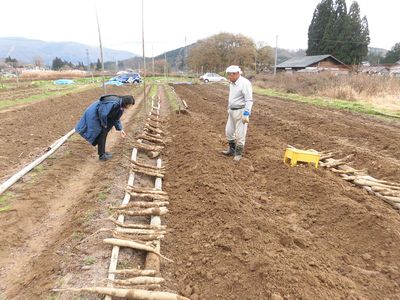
[120,130,127,138]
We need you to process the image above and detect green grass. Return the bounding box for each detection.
[83,211,95,224]
[148,84,158,99]
[146,76,195,84]
[97,190,108,202]
[71,231,84,241]
[33,164,45,173]
[0,79,96,110]
[84,256,96,265]
[164,84,180,111]
[254,86,400,119]
[117,260,134,269]
[0,192,13,212]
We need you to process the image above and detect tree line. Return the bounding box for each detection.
[307,0,370,64]
[51,57,102,71]
[187,33,274,74]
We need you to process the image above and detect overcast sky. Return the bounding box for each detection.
[0,0,397,56]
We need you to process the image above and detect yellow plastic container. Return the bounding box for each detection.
[284,147,320,169]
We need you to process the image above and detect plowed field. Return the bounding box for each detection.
[0,83,399,300]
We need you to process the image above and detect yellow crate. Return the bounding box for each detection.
[283,147,320,169]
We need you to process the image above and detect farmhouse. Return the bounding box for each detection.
[276,54,349,74]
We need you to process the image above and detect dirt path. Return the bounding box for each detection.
[161,83,400,299]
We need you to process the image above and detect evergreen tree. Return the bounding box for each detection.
[52,57,64,70]
[5,56,18,67]
[307,0,333,55]
[345,2,369,64]
[307,0,370,65]
[383,43,400,64]
[96,58,102,71]
[330,0,348,58]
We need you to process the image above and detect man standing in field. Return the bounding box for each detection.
[222,65,253,161]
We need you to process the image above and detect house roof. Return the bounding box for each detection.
[277,55,346,68]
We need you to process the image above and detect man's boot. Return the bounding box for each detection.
[222,140,235,156]
[233,145,244,161]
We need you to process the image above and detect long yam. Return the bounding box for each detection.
[103,238,173,262]
[111,276,165,285]
[53,287,189,300]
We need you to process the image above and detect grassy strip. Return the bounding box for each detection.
[0,85,96,110]
[0,192,12,212]
[254,86,400,119]
[146,76,195,84]
[148,84,158,99]
[163,84,179,111]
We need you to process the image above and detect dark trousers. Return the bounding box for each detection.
[96,128,109,156]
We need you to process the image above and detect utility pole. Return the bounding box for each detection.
[274,35,278,76]
[142,0,147,113]
[95,3,106,93]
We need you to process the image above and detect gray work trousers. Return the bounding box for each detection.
[225,108,248,146]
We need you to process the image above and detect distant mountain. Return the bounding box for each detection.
[276,48,306,64]
[0,37,137,66]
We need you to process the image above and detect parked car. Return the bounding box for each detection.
[111,73,141,84]
[199,73,227,83]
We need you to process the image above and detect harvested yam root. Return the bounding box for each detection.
[107,217,166,230]
[125,191,169,201]
[110,201,169,209]
[53,287,190,299]
[132,141,164,152]
[144,125,164,136]
[103,238,173,262]
[127,187,168,195]
[136,134,165,145]
[109,269,157,276]
[148,115,165,123]
[131,166,165,178]
[114,284,161,290]
[110,276,165,286]
[131,159,165,171]
[321,155,400,210]
[143,131,163,139]
[118,207,169,216]
[112,231,164,242]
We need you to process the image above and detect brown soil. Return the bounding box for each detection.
[0,85,147,299]
[0,82,399,300]
[161,84,400,300]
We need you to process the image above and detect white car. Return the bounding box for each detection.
[200,73,227,83]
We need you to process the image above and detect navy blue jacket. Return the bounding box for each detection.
[75,95,125,145]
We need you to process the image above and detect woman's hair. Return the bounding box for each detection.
[120,95,135,108]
